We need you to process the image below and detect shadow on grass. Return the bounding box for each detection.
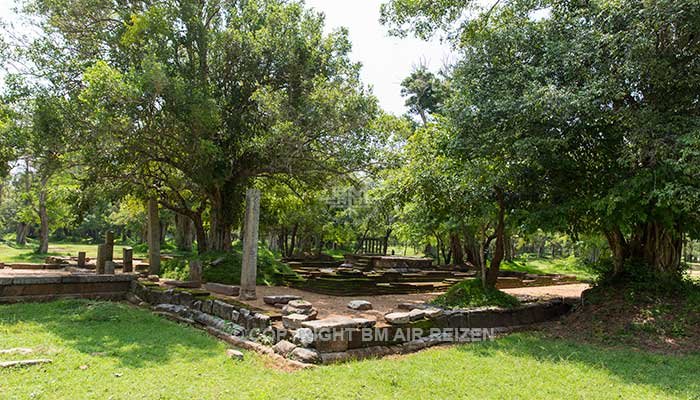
[458,334,700,397]
[0,300,222,369]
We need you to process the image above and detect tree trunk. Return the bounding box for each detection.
[192,213,208,254]
[280,227,288,257]
[504,235,513,261]
[604,226,627,278]
[478,228,488,286]
[175,213,193,252]
[16,223,28,245]
[37,175,49,254]
[209,210,232,252]
[159,220,169,245]
[148,198,161,275]
[464,231,480,269]
[486,188,506,288]
[288,223,298,257]
[382,228,392,256]
[605,221,683,280]
[207,183,247,252]
[450,233,464,265]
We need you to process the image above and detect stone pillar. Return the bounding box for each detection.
[96,244,106,274]
[104,260,115,275]
[148,198,161,275]
[77,251,86,268]
[239,188,261,300]
[122,247,133,273]
[189,260,202,286]
[105,231,114,262]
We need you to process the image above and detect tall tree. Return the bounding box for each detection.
[400,66,445,125]
[383,0,700,283]
[27,0,379,252]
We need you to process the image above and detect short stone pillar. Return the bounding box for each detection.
[96,244,106,274]
[104,261,115,275]
[189,260,202,286]
[105,231,115,262]
[239,188,260,300]
[77,251,86,268]
[122,247,133,273]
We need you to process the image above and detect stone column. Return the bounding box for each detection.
[122,247,133,273]
[148,198,161,275]
[189,260,202,286]
[105,231,114,262]
[77,251,86,268]
[239,188,261,300]
[96,244,106,274]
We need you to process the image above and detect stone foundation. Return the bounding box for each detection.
[0,274,138,303]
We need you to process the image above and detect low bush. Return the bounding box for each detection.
[431,279,520,309]
[160,241,295,285]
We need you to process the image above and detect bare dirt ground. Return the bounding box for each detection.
[239,283,590,321]
[0,269,75,277]
[241,285,443,320]
[503,283,590,299]
[540,282,700,355]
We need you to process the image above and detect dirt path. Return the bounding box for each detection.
[242,285,443,320]
[239,283,590,321]
[503,283,590,299]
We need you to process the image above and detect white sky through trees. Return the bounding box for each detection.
[0,0,455,116]
[304,0,455,116]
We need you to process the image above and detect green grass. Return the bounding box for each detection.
[502,254,597,280]
[0,241,148,264]
[2,300,698,399]
[431,279,521,309]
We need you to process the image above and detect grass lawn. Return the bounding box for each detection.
[1,301,699,399]
[0,242,148,264]
[502,255,597,281]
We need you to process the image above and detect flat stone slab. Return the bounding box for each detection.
[272,340,297,356]
[302,317,375,331]
[384,312,411,325]
[283,313,314,330]
[263,295,302,305]
[287,300,313,310]
[347,300,372,311]
[163,280,202,289]
[0,273,137,285]
[204,283,240,296]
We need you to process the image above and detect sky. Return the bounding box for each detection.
[304,0,455,115]
[0,0,456,115]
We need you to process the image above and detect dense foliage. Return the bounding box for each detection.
[1,0,698,293]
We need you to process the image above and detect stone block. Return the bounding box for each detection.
[289,347,320,364]
[468,311,494,329]
[302,317,375,332]
[347,300,372,311]
[283,313,311,330]
[201,299,213,314]
[263,295,301,305]
[448,312,467,329]
[314,329,350,353]
[385,312,411,325]
[204,283,240,297]
[287,300,313,310]
[273,340,297,356]
[253,313,271,329]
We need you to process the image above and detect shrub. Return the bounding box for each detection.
[159,241,295,286]
[431,279,520,309]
